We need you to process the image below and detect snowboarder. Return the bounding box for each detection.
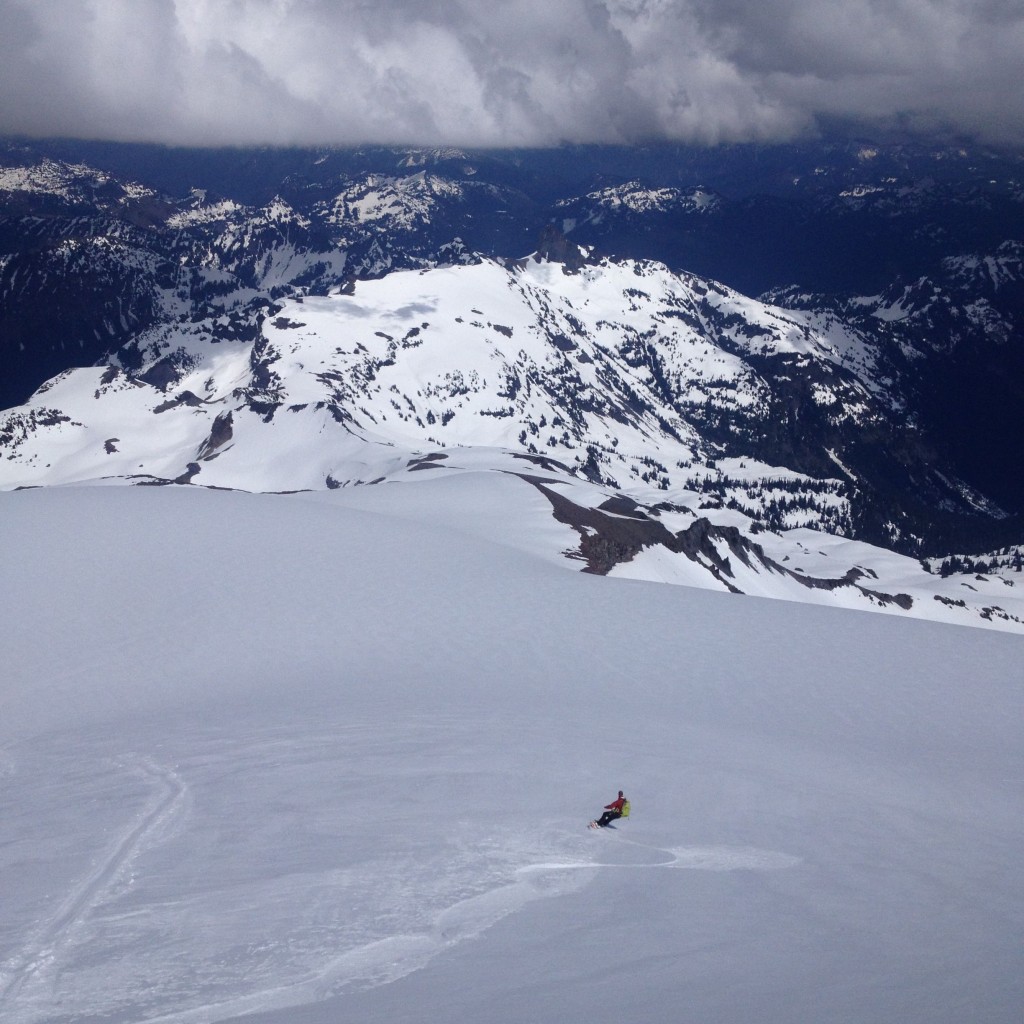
[590,790,629,828]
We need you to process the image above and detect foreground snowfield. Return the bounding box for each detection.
[2,480,1022,1024]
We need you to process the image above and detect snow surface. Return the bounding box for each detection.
[1,481,1021,1024]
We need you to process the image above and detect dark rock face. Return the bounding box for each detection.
[523,474,915,608]
[197,411,234,460]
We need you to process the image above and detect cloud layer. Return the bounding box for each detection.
[2,0,1023,148]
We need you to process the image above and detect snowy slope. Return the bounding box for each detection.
[0,483,1021,1024]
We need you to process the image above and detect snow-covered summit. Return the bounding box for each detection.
[0,156,154,208]
[557,182,721,229]
[0,255,877,497]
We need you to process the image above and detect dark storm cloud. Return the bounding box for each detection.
[1,0,1022,147]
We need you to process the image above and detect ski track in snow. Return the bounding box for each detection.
[127,834,800,1024]
[0,728,802,1024]
[0,757,187,1014]
[134,850,592,1024]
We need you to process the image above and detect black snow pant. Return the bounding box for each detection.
[595,810,622,827]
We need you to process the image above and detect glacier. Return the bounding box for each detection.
[0,481,1021,1024]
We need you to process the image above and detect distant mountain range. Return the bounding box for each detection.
[2,137,1022,630]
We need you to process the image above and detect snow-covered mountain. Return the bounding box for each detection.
[2,137,1023,630]
[3,250,1022,631]
[768,239,1024,518]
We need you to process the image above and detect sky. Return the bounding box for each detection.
[1,0,1023,148]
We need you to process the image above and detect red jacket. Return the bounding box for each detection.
[605,796,626,811]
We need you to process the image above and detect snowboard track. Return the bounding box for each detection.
[0,794,797,1024]
[0,757,187,1010]
[525,831,802,873]
[133,833,801,1024]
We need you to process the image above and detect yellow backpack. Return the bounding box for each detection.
[620,799,631,818]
